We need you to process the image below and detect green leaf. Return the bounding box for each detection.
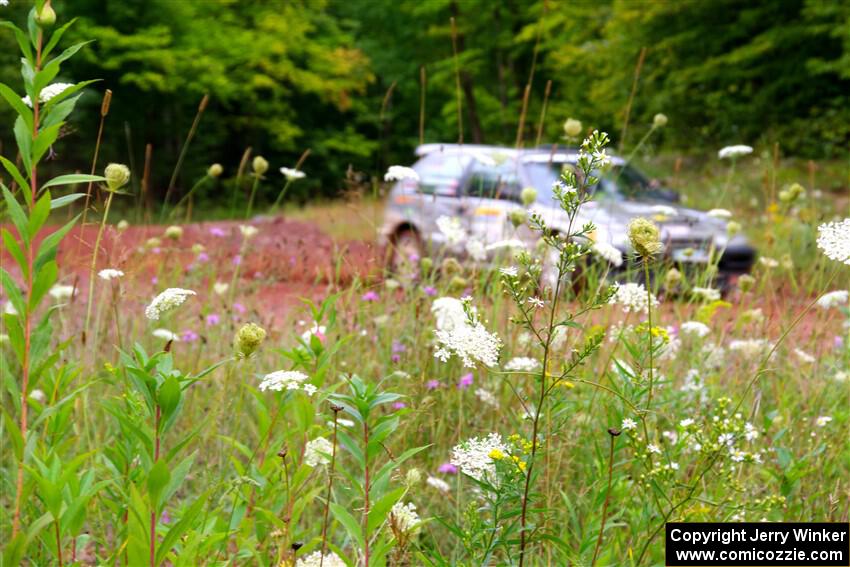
[0,156,29,191]
[156,496,205,565]
[42,18,77,59]
[0,82,34,131]
[330,502,365,550]
[42,79,99,112]
[2,228,28,280]
[40,93,79,129]
[14,116,32,174]
[32,122,62,165]
[367,486,405,533]
[28,191,50,237]
[35,42,92,94]
[0,268,26,318]
[1,184,29,243]
[147,459,171,510]
[157,376,181,421]
[35,215,79,272]
[29,260,57,310]
[50,193,86,210]
[42,174,105,191]
[0,22,34,62]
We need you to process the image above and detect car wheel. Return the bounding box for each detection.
[388,229,423,279]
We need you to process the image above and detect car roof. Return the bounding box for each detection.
[414,144,626,166]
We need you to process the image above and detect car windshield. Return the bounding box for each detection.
[525,161,653,203]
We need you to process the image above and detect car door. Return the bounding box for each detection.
[462,158,524,246]
[412,151,472,251]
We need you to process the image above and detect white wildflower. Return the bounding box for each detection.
[436,216,467,245]
[145,288,196,320]
[239,225,258,239]
[426,476,451,493]
[707,208,733,220]
[609,282,659,314]
[259,370,310,393]
[817,219,850,265]
[384,165,420,182]
[729,338,773,359]
[744,422,759,441]
[450,432,509,482]
[434,316,501,367]
[499,266,518,277]
[29,389,46,403]
[295,551,346,567]
[759,256,779,268]
[647,444,661,455]
[486,239,526,251]
[591,242,624,267]
[280,167,306,180]
[817,290,849,309]
[680,321,710,338]
[794,348,815,364]
[22,82,74,108]
[98,268,124,281]
[431,297,470,332]
[213,282,229,296]
[691,287,721,302]
[526,296,544,308]
[679,418,695,428]
[48,284,76,300]
[504,357,540,372]
[4,301,17,316]
[466,238,486,262]
[304,437,333,467]
[474,388,499,408]
[718,145,753,159]
[621,418,637,431]
[815,416,832,427]
[301,323,326,342]
[718,433,735,446]
[389,501,421,533]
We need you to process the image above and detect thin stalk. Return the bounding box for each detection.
[449,17,463,144]
[169,175,209,220]
[76,89,111,263]
[644,259,655,408]
[55,521,63,567]
[272,149,311,211]
[139,143,152,223]
[419,66,426,146]
[362,421,371,567]
[83,190,115,347]
[161,94,209,218]
[319,407,342,567]
[245,174,261,219]
[591,432,617,566]
[619,46,647,153]
[12,28,43,537]
[230,147,252,217]
[150,406,161,567]
[534,80,552,147]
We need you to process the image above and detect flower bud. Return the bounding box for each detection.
[737,274,755,293]
[520,187,537,207]
[105,163,131,192]
[36,4,56,27]
[440,257,463,277]
[627,217,663,258]
[653,113,668,128]
[449,276,468,291]
[384,278,401,291]
[192,243,205,254]
[117,219,130,231]
[234,323,267,359]
[563,118,582,138]
[664,267,682,290]
[726,221,741,236]
[164,225,183,240]
[509,209,527,228]
[252,156,269,176]
[405,468,422,485]
[208,163,223,178]
[419,256,433,273]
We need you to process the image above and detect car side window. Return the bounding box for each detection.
[414,153,471,197]
[464,162,521,202]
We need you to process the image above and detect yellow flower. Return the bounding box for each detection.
[488,448,505,460]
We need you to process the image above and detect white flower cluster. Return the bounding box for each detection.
[466,238,487,262]
[450,432,509,482]
[504,356,541,372]
[258,370,317,396]
[729,338,773,359]
[152,329,179,342]
[707,208,733,220]
[98,268,124,281]
[145,288,196,320]
[431,297,470,332]
[280,167,306,180]
[817,219,850,265]
[817,290,849,309]
[474,388,499,408]
[678,321,709,339]
[591,242,624,267]
[295,551,347,567]
[49,284,76,300]
[22,82,74,108]
[691,287,721,302]
[389,501,421,533]
[239,224,258,239]
[718,145,753,159]
[426,476,451,492]
[609,282,659,314]
[435,317,501,367]
[304,437,333,467]
[436,216,467,245]
[384,165,420,182]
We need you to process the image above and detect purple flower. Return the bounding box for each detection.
[457,373,474,389]
[361,291,380,302]
[210,227,226,237]
[206,314,221,326]
[232,255,242,266]
[392,402,407,410]
[834,336,844,349]
[391,354,400,363]
[408,252,420,263]
[233,303,247,314]
[197,252,210,263]
[181,330,199,342]
[391,340,406,354]
[438,463,458,474]
[151,276,158,285]
[160,510,172,524]
[426,379,441,390]
[152,247,161,254]
[423,286,437,296]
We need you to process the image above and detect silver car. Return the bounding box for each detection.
[380,144,755,287]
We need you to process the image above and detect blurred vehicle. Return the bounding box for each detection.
[380,144,755,287]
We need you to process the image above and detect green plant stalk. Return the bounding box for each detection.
[83,190,115,347]
[245,174,261,219]
[644,259,655,408]
[362,420,371,567]
[271,178,293,211]
[229,147,252,218]
[150,406,161,567]
[591,433,617,566]
[168,175,209,220]
[161,94,209,219]
[319,409,341,567]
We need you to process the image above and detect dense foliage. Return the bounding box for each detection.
[1,0,849,200]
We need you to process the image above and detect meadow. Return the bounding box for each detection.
[2,3,850,567]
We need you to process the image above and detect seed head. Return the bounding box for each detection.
[563,118,583,138]
[208,163,223,178]
[164,225,183,240]
[628,217,663,258]
[509,209,527,228]
[726,221,741,236]
[234,322,267,359]
[520,186,537,207]
[252,156,269,176]
[664,267,682,290]
[653,113,668,128]
[104,163,131,192]
[737,274,755,293]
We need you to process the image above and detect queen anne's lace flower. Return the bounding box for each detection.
[504,357,541,372]
[718,145,753,159]
[295,551,346,567]
[239,225,258,239]
[817,290,849,309]
[817,219,850,265]
[680,321,710,338]
[22,82,74,107]
[385,165,420,182]
[389,501,421,533]
[451,433,509,482]
[436,216,467,245]
[145,288,196,320]
[435,317,501,367]
[691,287,721,302]
[98,268,124,280]
[49,284,75,300]
[486,239,526,251]
[259,370,312,393]
[304,437,333,467]
[729,338,773,358]
[707,208,733,220]
[474,388,499,408]
[431,297,470,332]
[466,238,486,261]
[591,242,624,267]
[609,282,658,314]
[426,476,450,492]
[280,167,306,180]
[152,328,179,342]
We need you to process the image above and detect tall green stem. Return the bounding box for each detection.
[83,191,115,346]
